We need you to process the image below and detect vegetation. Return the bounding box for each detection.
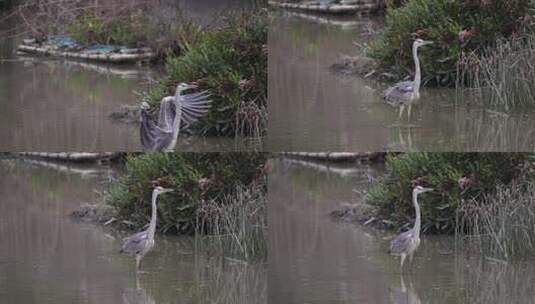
[457,35,535,110]
[143,10,268,137]
[106,153,267,237]
[368,0,532,86]
[65,10,157,48]
[12,0,193,56]
[457,182,535,259]
[196,183,267,261]
[367,153,529,234]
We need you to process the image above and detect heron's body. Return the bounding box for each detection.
[389,185,432,270]
[383,39,432,119]
[120,186,173,271]
[140,83,211,152]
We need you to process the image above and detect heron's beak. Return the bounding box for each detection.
[185,84,198,90]
[162,188,174,193]
[422,187,434,193]
[422,41,434,46]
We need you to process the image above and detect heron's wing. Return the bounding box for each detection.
[140,107,173,151]
[120,230,149,255]
[383,81,415,105]
[177,90,212,129]
[389,229,414,255]
[157,97,176,132]
[393,81,415,93]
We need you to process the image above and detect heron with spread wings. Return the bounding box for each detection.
[383,39,433,120]
[388,185,433,271]
[140,83,211,151]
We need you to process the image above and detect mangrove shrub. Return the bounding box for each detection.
[368,0,531,86]
[367,153,528,233]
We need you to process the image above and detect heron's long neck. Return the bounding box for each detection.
[412,191,421,238]
[148,191,158,238]
[167,90,183,151]
[413,44,421,94]
[166,89,182,152]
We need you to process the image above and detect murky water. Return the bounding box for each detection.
[267,11,535,152]
[0,0,260,151]
[268,157,535,304]
[0,158,266,303]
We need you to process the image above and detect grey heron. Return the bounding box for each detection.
[389,185,433,270]
[140,83,212,151]
[120,186,174,271]
[383,39,433,120]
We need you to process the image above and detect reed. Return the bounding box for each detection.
[457,182,535,260]
[195,183,267,261]
[457,35,535,110]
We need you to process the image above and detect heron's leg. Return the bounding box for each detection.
[136,255,141,271]
[398,105,405,120]
[407,104,412,122]
[400,273,407,292]
[400,253,406,271]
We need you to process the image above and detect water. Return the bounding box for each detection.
[0,158,266,303]
[268,157,535,304]
[0,0,261,151]
[267,11,535,152]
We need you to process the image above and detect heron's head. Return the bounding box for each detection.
[414,38,433,48]
[176,82,198,92]
[140,102,151,110]
[413,185,433,195]
[154,186,174,195]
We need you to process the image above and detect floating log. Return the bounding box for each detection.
[18,152,120,162]
[268,1,381,14]
[280,152,386,162]
[17,44,155,63]
[281,10,363,29]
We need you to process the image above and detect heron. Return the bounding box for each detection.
[140,82,212,151]
[120,186,174,271]
[388,185,433,270]
[383,39,433,120]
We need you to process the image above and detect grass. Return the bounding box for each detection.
[368,0,531,86]
[457,34,535,110]
[457,182,535,260]
[105,152,267,235]
[196,183,267,261]
[143,10,267,137]
[366,153,528,233]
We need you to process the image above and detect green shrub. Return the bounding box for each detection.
[106,152,267,234]
[66,10,157,47]
[145,10,267,137]
[367,153,528,233]
[368,0,531,86]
